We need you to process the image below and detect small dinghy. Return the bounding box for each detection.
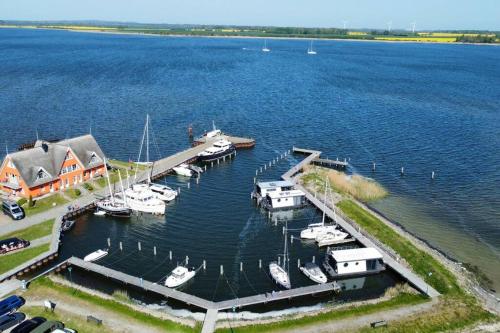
[61,219,75,232]
[84,249,108,262]
[299,262,328,284]
[173,163,194,177]
[165,266,196,288]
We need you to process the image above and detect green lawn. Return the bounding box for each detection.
[27,278,198,333]
[95,168,140,189]
[0,219,55,241]
[0,243,50,274]
[108,159,147,171]
[64,188,82,199]
[23,194,69,216]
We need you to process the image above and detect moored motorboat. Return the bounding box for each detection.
[61,219,75,232]
[94,210,106,216]
[83,249,108,262]
[299,262,327,284]
[121,184,166,215]
[197,138,235,162]
[173,163,194,177]
[149,183,178,202]
[315,230,350,247]
[165,266,196,288]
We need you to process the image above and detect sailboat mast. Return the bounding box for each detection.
[118,170,127,206]
[321,180,327,225]
[104,158,114,204]
[146,114,150,166]
[134,116,148,183]
[283,222,288,270]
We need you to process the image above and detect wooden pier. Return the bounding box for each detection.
[283,148,440,298]
[313,157,348,169]
[138,134,255,182]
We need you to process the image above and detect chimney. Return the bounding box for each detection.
[42,143,49,153]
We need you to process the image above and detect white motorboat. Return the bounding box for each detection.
[121,184,166,215]
[316,230,350,247]
[173,163,194,177]
[165,266,196,288]
[205,121,222,138]
[269,222,291,289]
[149,183,178,202]
[197,138,235,162]
[84,249,108,262]
[94,210,106,216]
[307,40,317,55]
[299,262,327,284]
[262,40,271,52]
[300,224,337,239]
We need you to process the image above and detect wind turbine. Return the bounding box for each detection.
[342,20,348,30]
[387,21,392,33]
[411,21,416,33]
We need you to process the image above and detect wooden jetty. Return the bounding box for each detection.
[138,134,255,182]
[283,148,440,298]
[313,157,348,169]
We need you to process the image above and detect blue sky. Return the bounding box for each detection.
[1,0,499,30]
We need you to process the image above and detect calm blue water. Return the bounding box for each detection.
[1,28,499,298]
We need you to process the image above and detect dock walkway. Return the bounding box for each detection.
[284,148,440,298]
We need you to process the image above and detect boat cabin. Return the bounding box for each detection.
[323,247,384,277]
[263,189,306,211]
[252,180,295,201]
[0,237,30,254]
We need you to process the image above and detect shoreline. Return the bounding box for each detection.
[1,25,498,47]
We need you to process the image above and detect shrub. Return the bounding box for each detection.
[28,195,35,207]
[74,189,81,197]
[83,183,94,191]
[17,198,27,206]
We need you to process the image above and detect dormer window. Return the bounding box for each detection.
[89,152,101,164]
[36,168,50,181]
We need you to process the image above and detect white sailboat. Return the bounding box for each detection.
[307,40,317,55]
[300,181,336,239]
[262,40,270,52]
[269,222,291,289]
[165,266,196,288]
[316,230,349,247]
[95,158,131,217]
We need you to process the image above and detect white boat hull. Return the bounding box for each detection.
[269,262,291,289]
[299,264,328,284]
[316,231,349,247]
[300,225,337,239]
[84,249,108,262]
[173,167,193,177]
[165,271,196,288]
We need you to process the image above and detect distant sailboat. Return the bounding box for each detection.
[307,40,317,55]
[262,40,270,52]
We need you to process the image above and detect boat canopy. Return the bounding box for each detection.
[257,180,294,190]
[329,248,383,263]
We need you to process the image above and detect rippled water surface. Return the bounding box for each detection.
[0,28,499,297]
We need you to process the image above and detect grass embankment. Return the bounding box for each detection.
[217,293,427,333]
[22,194,69,216]
[94,160,146,189]
[336,199,496,332]
[0,218,54,241]
[24,277,197,333]
[64,188,82,199]
[301,165,388,202]
[0,244,50,274]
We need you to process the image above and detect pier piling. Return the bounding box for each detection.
[220,265,224,275]
[278,256,281,265]
[260,167,262,173]
[240,262,243,272]
[186,256,189,265]
[255,170,258,176]
[119,242,123,251]
[203,260,206,270]
[187,182,191,189]
[107,238,111,247]
[153,246,157,256]
[297,258,300,268]
[432,171,435,179]
[138,242,142,251]
[204,165,207,171]
[196,177,199,184]
[291,235,294,244]
[259,259,262,269]
[178,187,181,194]
[372,162,376,171]
[312,255,315,264]
[169,251,172,260]
[211,162,214,167]
[264,164,267,170]
[401,167,405,176]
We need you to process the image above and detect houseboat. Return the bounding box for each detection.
[251,180,295,204]
[197,138,235,162]
[323,247,385,278]
[0,238,30,254]
[261,189,306,211]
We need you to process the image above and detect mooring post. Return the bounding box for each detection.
[264,164,267,170]
[196,177,199,184]
[220,265,224,275]
[138,242,141,251]
[297,258,301,268]
[169,250,172,260]
[256,169,258,176]
[187,182,190,189]
[204,165,207,171]
[186,255,189,265]
[178,187,181,194]
[268,211,271,219]
[431,171,435,179]
[312,255,315,263]
[254,177,256,184]
[401,167,404,176]
[153,246,157,256]
[278,256,281,265]
[107,238,111,247]
[269,161,272,167]
[119,242,123,251]
[282,226,285,235]
[217,159,220,165]
[259,259,262,269]
[223,155,226,162]
[211,161,214,167]
[240,262,243,272]
[203,260,206,270]
[260,167,262,173]
[372,162,376,171]
[291,235,294,244]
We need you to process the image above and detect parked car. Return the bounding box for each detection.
[11,316,46,333]
[29,320,64,333]
[0,312,26,331]
[2,201,25,220]
[0,295,25,317]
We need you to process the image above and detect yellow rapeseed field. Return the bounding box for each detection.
[375,36,456,42]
